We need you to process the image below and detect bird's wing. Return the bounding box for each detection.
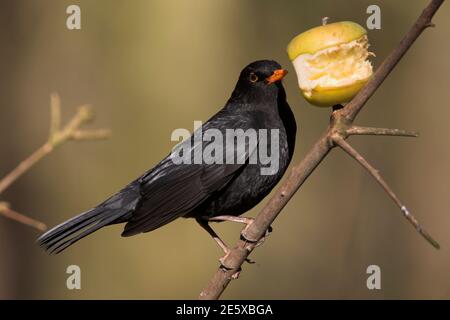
[121,111,259,236]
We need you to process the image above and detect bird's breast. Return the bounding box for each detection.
[199,127,291,218]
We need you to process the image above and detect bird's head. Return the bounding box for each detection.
[231,60,288,104]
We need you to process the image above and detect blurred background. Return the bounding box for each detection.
[0,0,449,299]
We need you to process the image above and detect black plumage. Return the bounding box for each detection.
[38,60,297,254]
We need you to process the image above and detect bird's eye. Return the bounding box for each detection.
[249,72,258,83]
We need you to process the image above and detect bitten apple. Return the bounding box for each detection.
[287,21,374,107]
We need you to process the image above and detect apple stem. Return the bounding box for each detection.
[321,17,329,26]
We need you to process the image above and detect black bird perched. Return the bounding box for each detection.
[38,60,297,259]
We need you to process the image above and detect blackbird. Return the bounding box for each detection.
[38,60,297,258]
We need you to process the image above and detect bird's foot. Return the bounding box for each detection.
[196,217,255,272]
[207,215,254,225]
[207,215,272,245]
[207,215,273,247]
[219,248,231,267]
[219,246,255,268]
[218,249,243,279]
[241,219,273,247]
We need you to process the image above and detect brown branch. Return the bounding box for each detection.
[333,136,439,249]
[0,93,111,229]
[199,0,445,300]
[0,202,47,231]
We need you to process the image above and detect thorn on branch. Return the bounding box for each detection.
[333,136,440,249]
[347,126,419,137]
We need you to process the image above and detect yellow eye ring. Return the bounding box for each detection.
[249,72,258,83]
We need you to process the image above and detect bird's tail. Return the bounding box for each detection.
[37,207,126,254]
[37,185,141,254]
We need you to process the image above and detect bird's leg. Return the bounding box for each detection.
[207,215,273,247]
[196,218,230,257]
[196,218,252,278]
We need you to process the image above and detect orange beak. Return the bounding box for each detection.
[266,69,288,84]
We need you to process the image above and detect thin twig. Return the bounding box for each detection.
[49,93,61,140]
[71,129,111,141]
[0,202,47,231]
[199,0,445,300]
[0,93,111,228]
[0,143,53,195]
[333,136,440,249]
[0,95,111,195]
